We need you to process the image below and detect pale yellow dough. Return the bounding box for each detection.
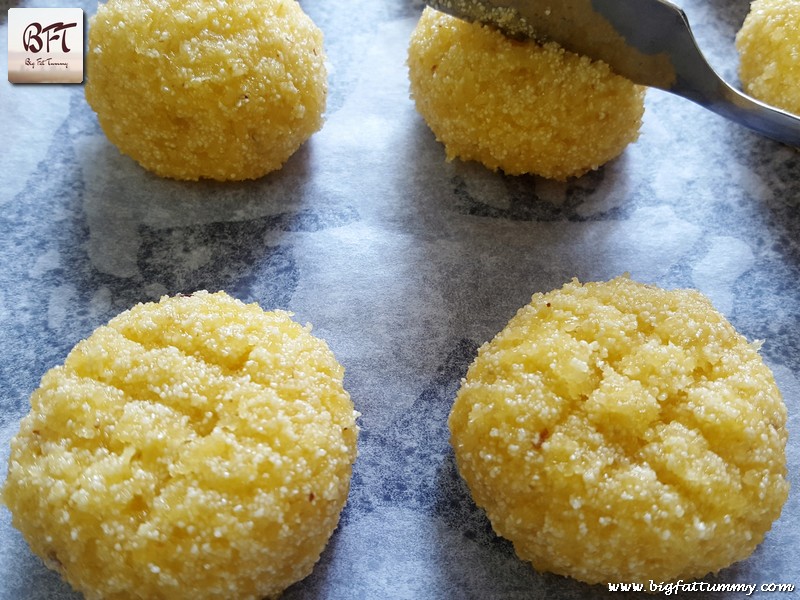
[449,276,788,584]
[85,0,328,181]
[736,0,800,116]
[2,291,358,600]
[407,8,646,179]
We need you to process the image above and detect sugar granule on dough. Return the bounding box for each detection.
[2,291,359,600]
[449,276,789,584]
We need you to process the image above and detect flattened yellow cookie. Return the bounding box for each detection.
[3,291,358,600]
[449,276,788,584]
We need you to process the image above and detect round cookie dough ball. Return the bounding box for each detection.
[449,276,788,584]
[407,8,646,180]
[85,0,328,181]
[2,291,358,600]
[736,0,800,116]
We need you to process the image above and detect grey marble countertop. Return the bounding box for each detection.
[1,0,798,598]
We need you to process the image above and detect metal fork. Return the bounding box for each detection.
[425,0,800,147]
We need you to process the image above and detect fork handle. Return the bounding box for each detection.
[669,43,800,148]
[594,0,800,147]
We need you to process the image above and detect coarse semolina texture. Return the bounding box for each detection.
[407,8,646,180]
[84,0,327,181]
[449,276,789,585]
[736,0,800,116]
[2,291,358,600]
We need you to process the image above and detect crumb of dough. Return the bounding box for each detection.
[449,276,788,584]
[84,0,327,181]
[407,8,646,180]
[2,291,358,600]
[736,0,800,116]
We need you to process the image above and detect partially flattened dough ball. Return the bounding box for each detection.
[2,291,358,600]
[449,276,788,584]
[85,0,328,181]
[407,8,646,180]
[736,0,800,116]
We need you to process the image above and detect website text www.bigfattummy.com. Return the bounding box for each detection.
[607,580,795,595]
